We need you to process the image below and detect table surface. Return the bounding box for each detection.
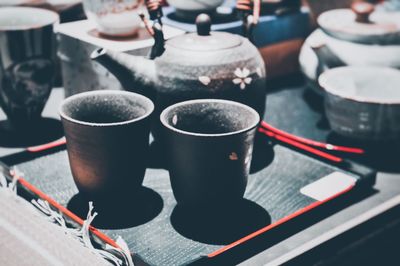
[1,83,400,265]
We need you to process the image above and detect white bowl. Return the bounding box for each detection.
[167,0,224,13]
[83,0,143,37]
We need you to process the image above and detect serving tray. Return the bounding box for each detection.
[1,133,375,266]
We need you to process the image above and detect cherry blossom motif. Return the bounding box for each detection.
[233,68,252,90]
[198,76,211,86]
[229,152,238,161]
[172,115,178,126]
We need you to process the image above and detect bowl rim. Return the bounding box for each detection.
[319,66,400,105]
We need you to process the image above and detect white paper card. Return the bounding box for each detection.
[300,172,357,201]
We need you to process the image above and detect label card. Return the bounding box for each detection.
[300,172,357,201]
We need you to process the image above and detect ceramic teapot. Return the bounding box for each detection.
[299,2,400,90]
[91,12,266,139]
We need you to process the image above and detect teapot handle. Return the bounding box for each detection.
[145,0,163,25]
[236,0,261,43]
[142,0,165,59]
[351,2,375,23]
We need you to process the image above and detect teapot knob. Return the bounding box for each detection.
[351,2,375,23]
[196,14,211,36]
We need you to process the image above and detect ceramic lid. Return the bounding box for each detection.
[318,2,400,45]
[167,13,242,51]
[319,66,400,104]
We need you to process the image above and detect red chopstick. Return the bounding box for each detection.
[27,138,67,153]
[260,121,365,155]
[258,127,343,163]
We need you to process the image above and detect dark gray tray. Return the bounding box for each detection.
[3,137,375,266]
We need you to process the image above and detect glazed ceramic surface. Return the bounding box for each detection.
[318,3,400,45]
[160,99,260,206]
[60,90,154,199]
[0,7,59,128]
[92,14,266,140]
[300,3,400,89]
[381,0,400,11]
[83,0,144,36]
[0,0,43,5]
[319,66,400,141]
[167,0,224,18]
[299,29,400,88]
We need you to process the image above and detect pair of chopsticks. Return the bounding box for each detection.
[258,121,365,164]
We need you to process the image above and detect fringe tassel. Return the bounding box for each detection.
[0,166,20,194]
[2,168,134,266]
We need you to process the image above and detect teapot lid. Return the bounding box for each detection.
[318,2,400,45]
[167,14,242,51]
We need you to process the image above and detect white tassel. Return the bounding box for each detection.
[31,199,67,228]
[0,167,19,194]
[115,237,135,266]
[72,202,133,266]
[10,179,134,266]
[0,171,7,188]
[9,167,22,193]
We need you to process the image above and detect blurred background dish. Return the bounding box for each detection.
[0,0,44,5]
[319,66,400,141]
[299,1,400,91]
[82,0,144,37]
[0,7,59,129]
[0,0,83,14]
[46,0,82,12]
[167,0,225,19]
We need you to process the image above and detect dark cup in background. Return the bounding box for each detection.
[60,90,154,200]
[160,99,260,207]
[0,7,59,129]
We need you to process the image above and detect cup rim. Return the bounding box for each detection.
[59,90,154,127]
[160,99,260,137]
[0,7,59,31]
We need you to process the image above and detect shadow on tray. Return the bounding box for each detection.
[171,199,271,245]
[193,187,378,266]
[328,133,400,173]
[251,133,275,174]
[67,186,163,230]
[147,140,168,169]
[0,118,63,148]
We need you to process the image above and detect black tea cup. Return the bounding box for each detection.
[160,99,260,207]
[60,90,154,200]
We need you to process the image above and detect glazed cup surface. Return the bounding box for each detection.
[160,99,260,207]
[60,90,154,199]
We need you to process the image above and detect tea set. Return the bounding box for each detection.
[0,0,399,206]
[300,1,400,141]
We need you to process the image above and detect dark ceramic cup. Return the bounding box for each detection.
[0,7,59,129]
[160,99,260,207]
[60,90,154,199]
